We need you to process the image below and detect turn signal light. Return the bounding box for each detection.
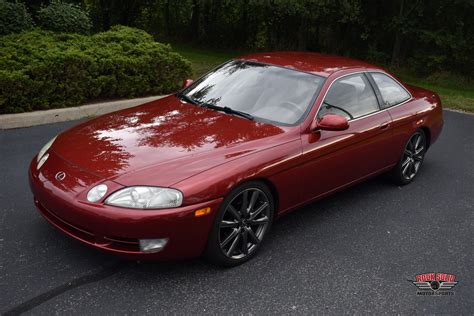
[195,207,211,217]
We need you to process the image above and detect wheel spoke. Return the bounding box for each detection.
[415,146,424,155]
[401,157,410,168]
[414,154,423,161]
[248,216,269,226]
[409,162,416,178]
[408,138,414,151]
[411,136,418,151]
[404,149,412,156]
[248,190,259,212]
[226,233,241,256]
[221,220,239,228]
[414,135,421,150]
[245,227,260,244]
[240,230,248,254]
[414,161,420,172]
[402,160,411,175]
[240,191,249,216]
[250,202,269,220]
[220,228,239,248]
[227,204,241,221]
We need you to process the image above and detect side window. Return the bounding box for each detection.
[371,72,410,107]
[319,74,379,120]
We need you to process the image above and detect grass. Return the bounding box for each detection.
[169,42,474,113]
[169,43,237,78]
[393,70,474,112]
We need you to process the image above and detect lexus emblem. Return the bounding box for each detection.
[55,171,66,181]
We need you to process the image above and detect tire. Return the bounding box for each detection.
[390,129,427,185]
[204,181,274,267]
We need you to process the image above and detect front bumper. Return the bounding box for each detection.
[29,158,222,260]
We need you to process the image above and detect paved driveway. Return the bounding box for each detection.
[1,110,472,314]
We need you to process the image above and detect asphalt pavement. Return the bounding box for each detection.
[1,110,473,314]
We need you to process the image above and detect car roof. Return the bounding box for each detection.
[238,51,383,77]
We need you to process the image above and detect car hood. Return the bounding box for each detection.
[52,95,288,186]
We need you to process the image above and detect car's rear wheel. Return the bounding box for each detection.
[204,181,274,267]
[391,129,427,185]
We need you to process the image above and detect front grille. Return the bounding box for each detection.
[36,199,140,253]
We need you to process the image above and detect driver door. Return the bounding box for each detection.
[298,73,395,202]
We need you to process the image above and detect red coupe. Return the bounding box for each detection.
[29,52,443,266]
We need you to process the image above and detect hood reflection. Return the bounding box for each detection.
[54,96,285,179]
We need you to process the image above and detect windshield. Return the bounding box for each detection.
[180,60,325,125]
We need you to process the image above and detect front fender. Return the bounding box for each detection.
[173,139,302,212]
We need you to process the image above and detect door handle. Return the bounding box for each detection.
[379,122,390,129]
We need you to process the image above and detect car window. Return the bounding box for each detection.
[318,73,379,120]
[182,61,325,125]
[371,72,410,107]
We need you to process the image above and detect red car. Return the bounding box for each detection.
[29,52,443,266]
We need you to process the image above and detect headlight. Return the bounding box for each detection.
[87,184,108,202]
[104,186,183,209]
[37,136,57,162]
[36,153,49,170]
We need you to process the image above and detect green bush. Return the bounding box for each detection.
[37,0,92,34]
[0,26,192,113]
[0,0,34,35]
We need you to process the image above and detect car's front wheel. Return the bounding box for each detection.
[391,129,427,185]
[204,181,274,267]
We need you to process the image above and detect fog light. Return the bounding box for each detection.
[139,238,168,253]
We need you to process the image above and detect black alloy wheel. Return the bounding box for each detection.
[205,181,274,266]
[391,129,427,185]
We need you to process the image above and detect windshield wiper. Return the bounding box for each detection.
[177,93,254,120]
[199,102,254,121]
[176,92,199,105]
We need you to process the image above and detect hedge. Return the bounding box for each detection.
[37,0,92,34]
[0,0,34,35]
[0,26,192,113]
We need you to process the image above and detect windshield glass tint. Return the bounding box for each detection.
[182,61,325,125]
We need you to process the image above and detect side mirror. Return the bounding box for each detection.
[182,79,193,88]
[312,114,349,131]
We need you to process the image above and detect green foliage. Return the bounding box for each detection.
[395,68,474,112]
[78,0,474,77]
[0,0,34,35]
[38,0,92,34]
[172,43,474,113]
[0,26,192,113]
